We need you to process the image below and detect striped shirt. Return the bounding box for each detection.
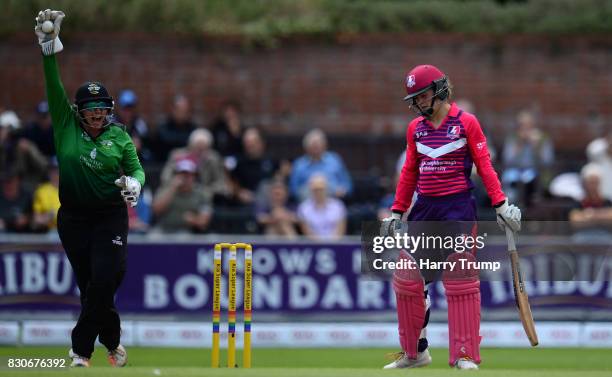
[392,103,505,213]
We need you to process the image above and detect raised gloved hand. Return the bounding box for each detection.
[115,176,142,208]
[495,198,521,232]
[380,212,403,237]
[34,9,66,56]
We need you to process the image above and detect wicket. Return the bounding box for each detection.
[212,243,253,368]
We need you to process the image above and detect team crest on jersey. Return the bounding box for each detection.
[447,126,460,139]
[406,75,416,88]
[101,140,113,149]
[87,83,100,94]
[90,148,97,159]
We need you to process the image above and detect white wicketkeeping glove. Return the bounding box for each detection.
[34,9,66,56]
[495,198,521,232]
[115,176,142,208]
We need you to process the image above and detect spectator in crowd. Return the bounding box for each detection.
[0,171,31,233]
[1,110,22,169]
[256,178,298,238]
[114,89,152,162]
[290,129,352,201]
[0,109,21,131]
[0,111,17,170]
[229,127,279,205]
[23,101,55,157]
[501,110,554,206]
[160,128,228,197]
[586,130,612,201]
[297,174,347,240]
[152,159,212,233]
[31,157,60,232]
[569,163,612,238]
[154,95,197,161]
[13,138,49,193]
[210,100,244,160]
[0,111,48,193]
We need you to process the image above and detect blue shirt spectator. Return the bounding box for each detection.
[289,129,352,201]
[115,89,153,163]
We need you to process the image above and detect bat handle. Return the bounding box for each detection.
[505,226,516,252]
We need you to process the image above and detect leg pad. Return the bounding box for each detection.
[393,250,426,359]
[443,252,481,366]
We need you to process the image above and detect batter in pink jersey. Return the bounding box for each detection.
[382,65,522,370]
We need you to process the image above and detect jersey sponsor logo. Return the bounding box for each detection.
[112,236,123,246]
[415,130,428,139]
[90,148,97,160]
[406,74,416,88]
[419,159,457,172]
[447,126,460,139]
[79,154,103,170]
[88,83,101,94]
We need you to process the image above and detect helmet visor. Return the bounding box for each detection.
[81,101,112,110]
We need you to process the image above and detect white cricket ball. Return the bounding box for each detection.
[42,20,54,33]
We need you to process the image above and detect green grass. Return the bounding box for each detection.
[0,347,610,376]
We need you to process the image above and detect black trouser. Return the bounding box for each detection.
[57,205,128,358]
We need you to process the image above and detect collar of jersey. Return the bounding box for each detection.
[80,123,111,142]
[421,102,459,130]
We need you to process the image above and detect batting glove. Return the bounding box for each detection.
[380,212,403,237]
[35,9,66,56]
[115,176,142,208]
[495,198,521,232]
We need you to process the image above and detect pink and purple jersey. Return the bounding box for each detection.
[392,103,505,213]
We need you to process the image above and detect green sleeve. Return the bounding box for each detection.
[122,137,146,186]
[42,55,75,132]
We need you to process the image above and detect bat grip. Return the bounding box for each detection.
[505,226,516,252]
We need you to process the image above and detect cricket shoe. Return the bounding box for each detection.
[68,349,90,367]
[383,349,432,369]
[455,357,479,370]
[107,344,128,367]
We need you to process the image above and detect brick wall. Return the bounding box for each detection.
[2,33,611,155]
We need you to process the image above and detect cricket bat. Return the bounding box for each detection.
[505,226,539,347]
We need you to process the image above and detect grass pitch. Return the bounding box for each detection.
[0,347,610,376]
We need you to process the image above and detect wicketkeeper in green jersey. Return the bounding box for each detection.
[35,9,145,368]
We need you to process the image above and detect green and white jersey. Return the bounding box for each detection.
[43,55,145,210]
